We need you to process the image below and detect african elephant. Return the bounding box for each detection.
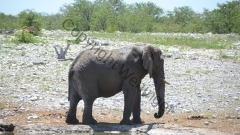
[65,45,167,125]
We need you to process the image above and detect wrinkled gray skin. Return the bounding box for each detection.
[66,45,166,125]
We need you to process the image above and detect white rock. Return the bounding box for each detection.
[18,106,24,110]
[30,97,38,101]
[182,109,191,113]
[104,131,120,134]
[31,115,39,119]
[212,115,216,119]
[235,108,240,111]
[233,97,239,100]
[59,101,65,105]
[27,115,39,121]
[204,121,209,125]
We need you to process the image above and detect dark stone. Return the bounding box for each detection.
[32,60,46,65]
[164,54,172,58]
[0,123,15,132]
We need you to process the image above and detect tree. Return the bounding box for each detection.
[126,2,163,33]
[0,13,18,29]
[126,4,144,33]
[41,13,65,30]
[18,9,42,36]
[90,0,126,32]
[216,0,240,33]
[73,0,93,30]
[105,0,126,32]
[60,0,94,31]
[90,0,109,31]
[203,0,240,34]
[173,6,197,32]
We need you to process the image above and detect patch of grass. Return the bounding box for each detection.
[195,70,213,75]
[87,32,240,49]
[195,71,200,74]
[42,77,47,82]
[3,39,19,46]
[3,31,47,45]
[186,69,191,74]
[3,38,46,45]
[219,51,239,60]
[8,60,17,65]
[0,103,5,110]
[203,70,212,74]
[42,84,51,91]
[21,50,26,56]
[63,61,70,67]
[30,75,41,81]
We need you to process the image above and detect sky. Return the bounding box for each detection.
[0,0,229,16]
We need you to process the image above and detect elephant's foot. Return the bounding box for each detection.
[65,117,79,124]
[120,118,133,125]
[65,111,79,124]
[82,117,97,125]
[131,118,145,124]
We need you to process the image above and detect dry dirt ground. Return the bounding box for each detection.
[1,32,240,134]
[1,102,240,134]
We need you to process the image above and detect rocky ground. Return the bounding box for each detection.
[0,30,240,134]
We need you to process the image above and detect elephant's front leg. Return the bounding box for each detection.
[82,100,97,125]
[132,85,144,124]
[120,87,137,125]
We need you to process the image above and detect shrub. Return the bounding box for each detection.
[15,30,38,43]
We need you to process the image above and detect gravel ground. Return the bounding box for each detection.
[0,30,240,134]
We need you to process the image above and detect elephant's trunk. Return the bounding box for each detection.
[154,77,165,119]
[154,98,165,118]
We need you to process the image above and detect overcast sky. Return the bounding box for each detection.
[0,0,228,15]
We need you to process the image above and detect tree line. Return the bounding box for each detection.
[0,0,239,34]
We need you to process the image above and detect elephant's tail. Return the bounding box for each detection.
[68,69,74,101]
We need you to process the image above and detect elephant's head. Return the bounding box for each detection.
[142,45,168,119]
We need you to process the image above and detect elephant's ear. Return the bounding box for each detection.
[142,46,153,77]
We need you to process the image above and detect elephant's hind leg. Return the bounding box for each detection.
[66,88,81,124]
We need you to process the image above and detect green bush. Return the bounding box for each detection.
[15,30,38,43]
[18,9,42,36]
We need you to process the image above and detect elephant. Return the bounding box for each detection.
[65,44,168,125]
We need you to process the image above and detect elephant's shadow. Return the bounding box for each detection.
[77,122,164,133]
